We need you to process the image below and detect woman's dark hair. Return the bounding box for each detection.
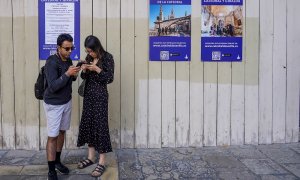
[84,35,105,62]
[57,33,73,46]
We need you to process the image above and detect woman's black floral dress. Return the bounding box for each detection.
[77,52,114,153]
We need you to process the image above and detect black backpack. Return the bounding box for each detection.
[34,56,66,100]
[34,66,47,100]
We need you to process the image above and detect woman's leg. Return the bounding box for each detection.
[99,153,105,165]
[88,145,96,162]
[91,153,106,177]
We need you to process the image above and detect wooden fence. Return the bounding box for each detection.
[0,0,299,150]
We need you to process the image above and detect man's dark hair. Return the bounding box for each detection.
[57,33,73,46]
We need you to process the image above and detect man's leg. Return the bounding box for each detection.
[57,130,65,151]
[54,130,69,174]
[55,130,65,163]
[47,136,58,180]
[54,101,72,174]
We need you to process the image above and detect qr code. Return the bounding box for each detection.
[160,51,169,60]
[212,51,221,60]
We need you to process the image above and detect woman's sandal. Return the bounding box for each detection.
[77,159,94,169]
[91,164,106,177]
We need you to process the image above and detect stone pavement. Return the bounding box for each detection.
[0,148,118,180]
[0,143,300,180]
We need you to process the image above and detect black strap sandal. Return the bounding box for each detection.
[77,159,94,169]
[91,164,106,177]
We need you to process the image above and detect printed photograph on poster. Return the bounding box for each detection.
[201,0,243,62]
[149,0,191,61]
[39,0,80,60]
[201,6,242,37]
[149,5,191,37]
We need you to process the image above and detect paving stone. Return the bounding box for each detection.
[179,167,217,179]
[105,152,118,167]
[260,174,299,180]
[64,149,87,164]
[69,163,99,175]
[289,146,300,154]
[258,144,288,149]
[4,150,37,158]
[137,148,174,161]
[241,159,288,175]
[0,175,23,180]
[66,148,87,157]
[194,146,232,156]
[20,165,48,175]
[101,167,118,180]
[0,150,37,166]
[281,163,300,178]
[117,149,138,163]
[0,151,8,158]
[202,155,245,168]
[119,161,144,180]
[60,174,97,180]
[286,143,300,148]
[258,147,300,164]
[216,168,259,180]
[0,157,30,166]
[229,147,267,159]
[28,150,47,165]
[0,165,23,175]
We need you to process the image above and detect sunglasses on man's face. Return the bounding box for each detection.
[61,46,75,51]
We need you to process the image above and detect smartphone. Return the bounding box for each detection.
[76,61,86,67]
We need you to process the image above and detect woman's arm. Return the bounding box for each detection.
[92,53,114,84]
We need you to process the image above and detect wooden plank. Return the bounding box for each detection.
[272,0,286,143]
[204,63,217,146]
[93,0,106,46]
[176,63,190,147]
[107,0,121,148]
[134,0,148,148]
[231,63,245,145]
[0,82,1,148]
[0,65,2,148]
[13,0,26,149]
[65,0,93,149]
[217,63,231,146]
[23,0,39,149]
[77,0,93,141]
[148,63,162,148]
[231,3,245,146]
[120,0,135,148]
[0,0,15,149]
[259,0,273,144]
[286,0,300,143]
[161,63,175,147]
[244,0,259,145]
[189,0,203,147]
[39,60,47,149]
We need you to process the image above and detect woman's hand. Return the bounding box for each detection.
[87,64,102,74]
[81,63,88,72]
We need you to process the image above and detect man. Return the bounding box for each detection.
[43,33,80,180]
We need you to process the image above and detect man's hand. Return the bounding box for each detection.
[66,66,80,77]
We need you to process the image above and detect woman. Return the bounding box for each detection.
[77,35,114,177]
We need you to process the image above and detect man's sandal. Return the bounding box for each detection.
[91,164,106,177]
[77,159,94,169]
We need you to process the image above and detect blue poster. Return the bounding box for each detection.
[201,0,243,61]
[149,0,191,61]
[39,0,80,60]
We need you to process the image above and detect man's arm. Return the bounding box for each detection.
[45,60,71,93]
